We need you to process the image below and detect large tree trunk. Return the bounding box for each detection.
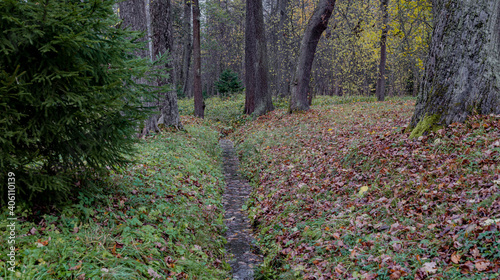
[119,0,148,58]
[289,0,336,112]
[150,0,182,130]
[409,0,500,137]
[181,0,192,98]
[244,0,273,116]
[192,0,204,118]
[119,0,158,136]
[244,0,274,116]
[375,0,389,102]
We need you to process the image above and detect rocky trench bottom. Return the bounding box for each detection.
[220,139,263,279]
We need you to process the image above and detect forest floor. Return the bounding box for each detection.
[230,96,500,279]
[1,95,499,280]
[0,123,231,279]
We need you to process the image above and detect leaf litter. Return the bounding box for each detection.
[233,99,500,279]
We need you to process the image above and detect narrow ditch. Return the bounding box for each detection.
[220,139,262,280]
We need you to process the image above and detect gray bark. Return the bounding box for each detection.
[193,0,204,118]
[289,0,336,112]
[410,0,500,130]
[119,0,148,58]
[375,0,389,101]
[181,0,192,98]
[269,0,292,98]
[244,0,274,116]
[119,0,158,136]
[151,0,182,130]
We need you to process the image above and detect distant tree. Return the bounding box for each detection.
[375,0,389,101]
[215,69,244,97]
[0,0,158,202]
[180,0,192,98]
[120,0,156,135]
[268,0,294,97]
[193,0,204,118]
[204,0,246,98]
[244,0,274,116]
[408,0,500,137]
[289,0,336,112]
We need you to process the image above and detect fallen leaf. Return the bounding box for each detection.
[390,271,402,280]
[148,268,162,278]
[358,186,369,195]
[69,261,82,271]
[451,252,461,264]
[475,260,490,271]
[470,247,480,258]
[420,262,437,274]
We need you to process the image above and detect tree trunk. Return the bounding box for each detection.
[150,0,182,130]
[244,0,274,116]
[375,0,389,102]
[119,0,148,58]
[289,0,336,112]
[244,0,257,114]
[119,0,158,136]
[409,0,500,137]
[181,0,192,98]
[193,0,204,118]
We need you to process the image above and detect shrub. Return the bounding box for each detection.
[0,0,162,203]
[214,69,244,97]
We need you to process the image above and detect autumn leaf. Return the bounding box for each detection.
[420,262,437,274]
[470,247,480,258]
[389,270,402,280]
[451,252,461,264]
[475,260,490,271]
[358,185,369,195]
[69,261,82,271]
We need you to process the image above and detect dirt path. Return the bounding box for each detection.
[220,139,262,280]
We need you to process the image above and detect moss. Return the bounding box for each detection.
[409,113,442,138]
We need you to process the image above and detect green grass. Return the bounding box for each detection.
[0,124,230,279]
[178,93,291,134]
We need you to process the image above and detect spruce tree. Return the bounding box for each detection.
[0,0,164,203]
[215,69,244,97]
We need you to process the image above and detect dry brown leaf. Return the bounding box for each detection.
[475,260,490,271]
[69,261,82,271]
[389,271,402,280]
[420,262,437,274]
[470,247,480,258]
[334,263,346,274]
[451,252,461,264]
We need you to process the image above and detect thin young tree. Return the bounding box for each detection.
[408,0,500,137]
[289,0,336,112]
[193,0,204,118]
[375,0,389,101]
[180,0,192,98]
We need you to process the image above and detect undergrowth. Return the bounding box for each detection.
[0,122,230,279]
